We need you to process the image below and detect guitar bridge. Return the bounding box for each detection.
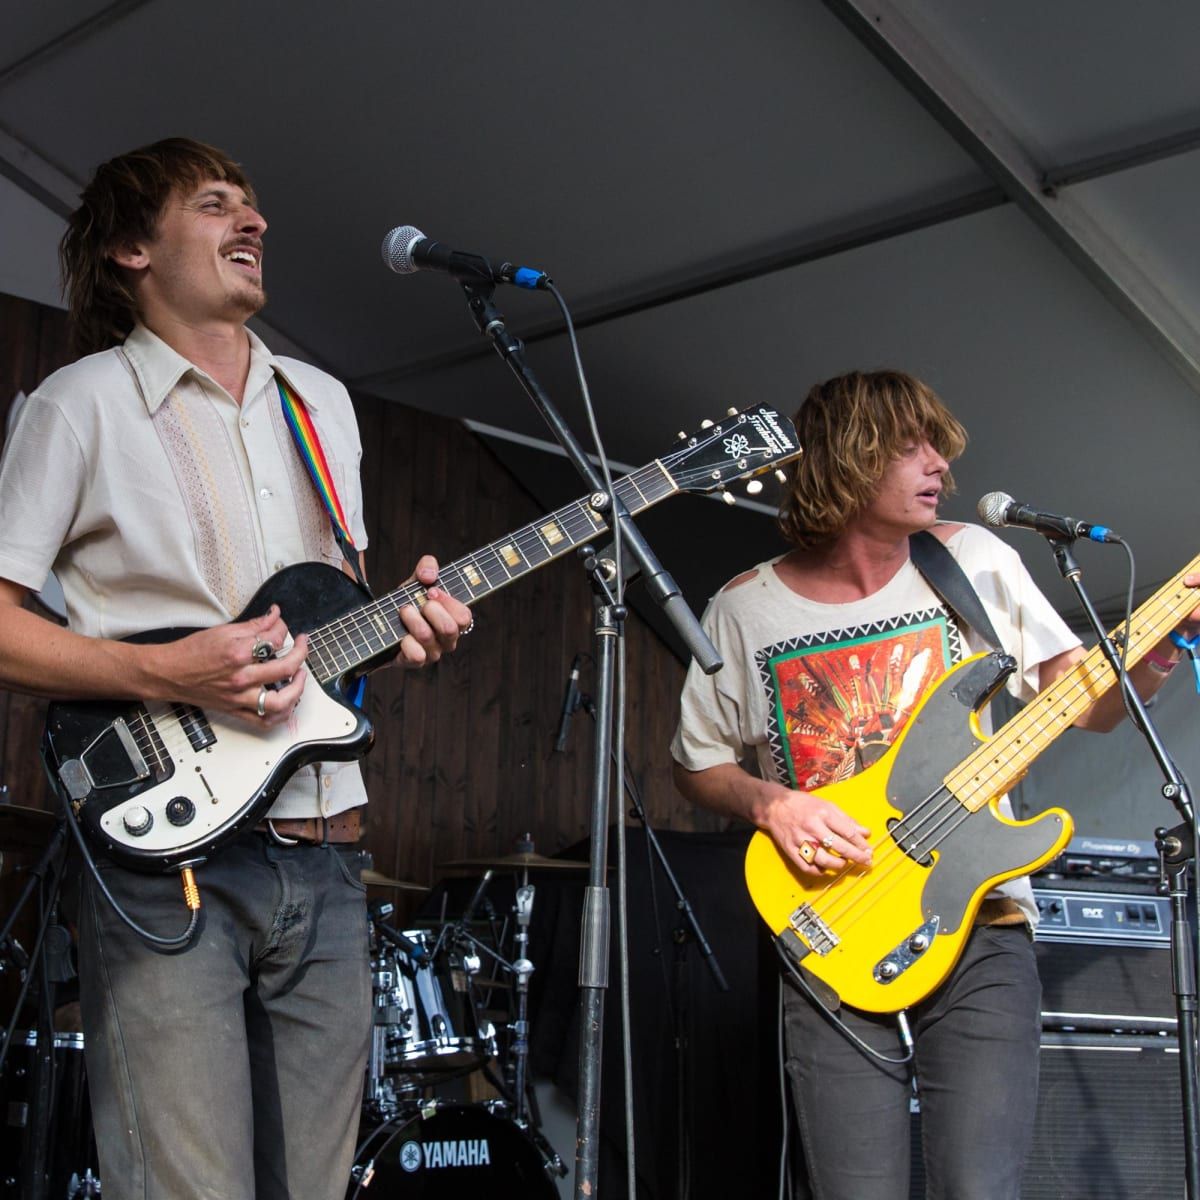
[789,903,839,956]
[58,717,151,800]
[872,917,941,984]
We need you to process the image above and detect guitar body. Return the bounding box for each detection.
[42,563,380,872]
[744,652,1073,1013]
[38,402,806,872]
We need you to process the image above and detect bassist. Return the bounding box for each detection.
[671,370,1200,1199]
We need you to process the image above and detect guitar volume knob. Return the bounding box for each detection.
[123,805,153,836]
[166,796,196,826]
[908,933,930,954]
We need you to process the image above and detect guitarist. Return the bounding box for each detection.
[0,139,472,1197]
[671,369,1200,1200]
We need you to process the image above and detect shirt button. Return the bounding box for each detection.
[241,418,250,428]
[273,560,285,572]
[322,775,333,789]
[259,487,272,499]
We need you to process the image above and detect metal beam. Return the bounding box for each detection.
[0,1,154,91]
[823,0,1200,393]
[350,184,1005,389]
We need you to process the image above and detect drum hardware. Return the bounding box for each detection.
[0,803,100,1199]
[438,849,590,873]
[363,905,498,1122]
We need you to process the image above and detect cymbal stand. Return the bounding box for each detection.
[510,873,535,1124]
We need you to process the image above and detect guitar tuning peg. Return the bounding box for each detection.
[774,469,788,484]
[721,490,737,506]
[746,479,764,496]
[726,407,738,416]
[700,419,714,429]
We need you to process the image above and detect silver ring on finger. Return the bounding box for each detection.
[820,835,835,851]
[461,618,475,636]
[256,684,269,718]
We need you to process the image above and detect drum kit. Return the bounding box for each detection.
[349,843,580,1198]
[3,802,578,1198]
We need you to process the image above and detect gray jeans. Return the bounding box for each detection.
[784,924,1042,1200]
[77,834,372,1200]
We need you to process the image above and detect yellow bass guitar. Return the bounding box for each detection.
[744,551,1200,1013]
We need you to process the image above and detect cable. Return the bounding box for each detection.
[61,791,200,948]
[774,938,913,1068]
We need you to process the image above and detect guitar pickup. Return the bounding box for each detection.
[789,903,839,956]
[171,704,216,752]
[872,917,941,984]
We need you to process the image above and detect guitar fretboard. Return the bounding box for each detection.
[302,460,676,684]
[946,551,1200,809]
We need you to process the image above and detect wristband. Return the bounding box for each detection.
[1143,647,1181,674]
[1168,630,1200,694]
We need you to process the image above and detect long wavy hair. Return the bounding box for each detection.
[778,370,967,549]
[59,137,255,357]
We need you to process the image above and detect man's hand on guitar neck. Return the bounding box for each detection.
[392,554,473,669]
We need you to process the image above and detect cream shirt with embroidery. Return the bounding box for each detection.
[0,323,369,818]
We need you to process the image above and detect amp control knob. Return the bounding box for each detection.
[123,806,153,836]
[166,797,196,826]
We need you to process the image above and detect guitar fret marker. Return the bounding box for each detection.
[540,521,564,546]
[500,544,521,568]
[464,563,483,588]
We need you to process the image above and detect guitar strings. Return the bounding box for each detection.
[793,570,1198,950]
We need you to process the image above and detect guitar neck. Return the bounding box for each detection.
[946,551,1200,809]
[303,461,676,683]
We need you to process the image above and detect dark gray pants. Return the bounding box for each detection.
[77,834,372,1200]
[784,925,1042,1200]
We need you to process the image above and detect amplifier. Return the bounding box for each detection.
[1033,886,1176,1032]
[1038,834,1161,886]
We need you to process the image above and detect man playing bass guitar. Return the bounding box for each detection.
[671,370,1200,1200]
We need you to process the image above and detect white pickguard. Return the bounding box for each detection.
[96,684,361,856]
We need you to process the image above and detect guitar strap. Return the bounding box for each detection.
[908,529,1003,653]
[276,376,369,593]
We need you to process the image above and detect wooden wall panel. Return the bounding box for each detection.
[0,294,724,904]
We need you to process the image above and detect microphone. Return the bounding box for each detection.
[553,653,583,753]
[380,225,549,290]
[977,491,1121,544]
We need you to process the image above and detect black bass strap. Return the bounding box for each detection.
[908,529,1002,653]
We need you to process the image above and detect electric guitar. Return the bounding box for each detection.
[745,551,1200,1013]
[43,403,801,871]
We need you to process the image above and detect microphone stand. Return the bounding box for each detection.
[456,277,721,1200]
[1044,535,1199,1198]
[579,693,729,1200]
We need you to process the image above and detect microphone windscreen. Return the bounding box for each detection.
[976,491,1014,527]
[381,225,426,274]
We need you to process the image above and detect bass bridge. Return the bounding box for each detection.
[789,903,839,956]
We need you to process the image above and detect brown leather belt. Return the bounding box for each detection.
[974,896,1027,927]
[255,807,363,845]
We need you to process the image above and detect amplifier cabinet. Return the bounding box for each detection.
[1021,1031,1183,1199]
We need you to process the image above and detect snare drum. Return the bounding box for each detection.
[371,929,494,1083]
[0,1030,100,1197]
[349,1102,559,1198]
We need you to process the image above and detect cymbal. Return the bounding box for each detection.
[0,804,58,852]
[361,868,429,893]
[439,851,590,872]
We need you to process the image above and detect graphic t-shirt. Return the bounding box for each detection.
[671,523,1080,921]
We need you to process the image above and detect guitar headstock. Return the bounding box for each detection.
[662,403,802,502]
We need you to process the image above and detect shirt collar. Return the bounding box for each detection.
[121,323,317,413]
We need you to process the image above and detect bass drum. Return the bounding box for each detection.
[350,1103,559,1199]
